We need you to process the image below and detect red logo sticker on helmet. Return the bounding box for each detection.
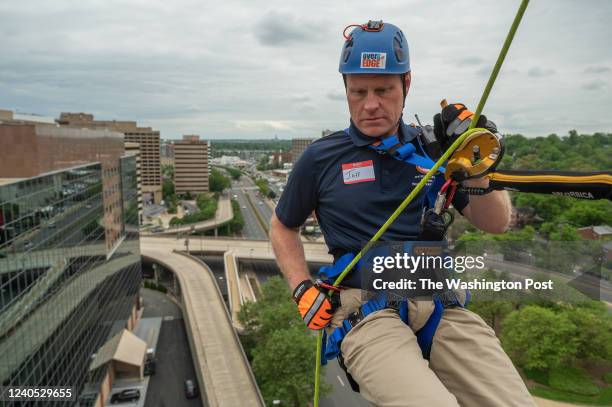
[360,52,386,69]
[416,165,430,174]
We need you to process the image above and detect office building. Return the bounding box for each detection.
[271,151,292,168]
[291,138,316,163]
[173,135,210,196]
[0,120,142,406]
[56,113,162,204]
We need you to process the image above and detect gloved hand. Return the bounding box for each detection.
[292,280,334,330]
[433,103,497,152]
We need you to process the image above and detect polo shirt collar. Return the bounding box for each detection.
[347,117,416,147]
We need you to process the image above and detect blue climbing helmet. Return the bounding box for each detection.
[338,20,410,75]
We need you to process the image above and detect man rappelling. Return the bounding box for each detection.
[270,20,536,406]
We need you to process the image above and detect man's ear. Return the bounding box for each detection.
[404,72,412,96]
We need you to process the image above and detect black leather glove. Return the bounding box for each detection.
[433,103,497,152]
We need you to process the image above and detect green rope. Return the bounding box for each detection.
[470,0,530,129]
[313,1,530,405]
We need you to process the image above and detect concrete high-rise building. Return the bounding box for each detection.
[291,138,316,163]
[174,135,211,196]
[0,120,142,406]
[56,113,162,204]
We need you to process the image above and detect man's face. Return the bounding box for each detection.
[345,73,410,138]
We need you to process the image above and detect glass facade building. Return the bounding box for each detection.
[0,123,142,406]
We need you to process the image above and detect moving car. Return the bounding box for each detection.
[110,389,140,404]
[184,379,198,399]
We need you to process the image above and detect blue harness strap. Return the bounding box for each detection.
[318,252,357,282]
[323,291,395,363]
[343,127,447,211]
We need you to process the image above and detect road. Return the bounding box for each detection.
[141,246,264,407]
[245,188,273,233]
[485,258,612,302]
[230,179,267,240]
[141,289,201,407]
[145,193,233,235]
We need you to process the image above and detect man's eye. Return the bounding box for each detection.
[352,90,366,96]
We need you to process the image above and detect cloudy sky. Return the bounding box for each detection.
[1,0,611,139]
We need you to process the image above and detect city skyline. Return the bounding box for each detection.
[1,1,611,140]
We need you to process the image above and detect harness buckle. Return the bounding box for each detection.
[346,309,365,329]
[434,290,460,308]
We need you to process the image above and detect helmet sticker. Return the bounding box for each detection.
[360,52,386,69]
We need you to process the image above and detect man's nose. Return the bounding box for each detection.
[363,92,381,112]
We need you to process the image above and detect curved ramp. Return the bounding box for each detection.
[142,247,264,407]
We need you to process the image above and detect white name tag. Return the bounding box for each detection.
[342,160,375,184]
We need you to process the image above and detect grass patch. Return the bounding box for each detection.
[603,372,612,385]
[548,366,601,396]
[524,368,549,385]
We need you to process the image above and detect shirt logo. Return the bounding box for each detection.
[342,160,375,184]
[360,52,386,69]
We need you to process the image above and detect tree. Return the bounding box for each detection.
[161,164,174,179]
[162,179,175,201]
[224,166,243,180]
[501,305,578,370]
[563,200,612,227]
[209,169,230,193]
[237,277,331,405]
[560,304,612,362]
[252,325,320,407]
[256,155,270,171]
[469,301,513,335]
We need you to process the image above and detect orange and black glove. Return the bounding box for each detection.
[292,280,334,330]
[433,103,496,151]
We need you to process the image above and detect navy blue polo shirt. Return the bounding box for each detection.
[275,120,469,258]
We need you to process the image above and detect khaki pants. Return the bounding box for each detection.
[328,289,535,407]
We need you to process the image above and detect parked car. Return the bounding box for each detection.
[110,388,140,404]
[144,358,156,376]
[144,348,156,376]
[184,379,198,399]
